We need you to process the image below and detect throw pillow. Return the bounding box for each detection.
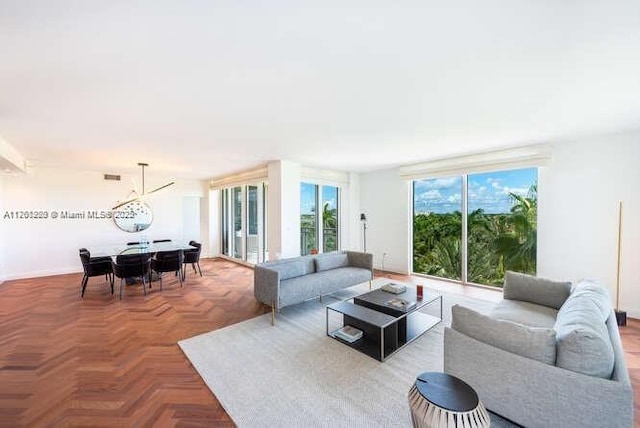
[503,271,572,309]
[314,252,349,272]
[451,304,557,365]
[554,290,615,379]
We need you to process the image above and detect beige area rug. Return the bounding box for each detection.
[179,283,500,427]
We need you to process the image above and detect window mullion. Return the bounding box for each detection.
[461,174,468,285]
[317,185,323,252]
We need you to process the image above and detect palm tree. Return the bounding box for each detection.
[322,202,338,251]
[494,183,537,274]
[322,202,337,228]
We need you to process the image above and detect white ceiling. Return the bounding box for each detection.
[2,1,640,179]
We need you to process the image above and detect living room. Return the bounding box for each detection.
[1,1,639,426]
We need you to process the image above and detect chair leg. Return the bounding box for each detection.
[178,269,183,288]
[110,274,114,295]
[196,261,202,277]
[120,278,124,299]
[142,273,147,295]
[81,275,89,297]
[159,272,163,291]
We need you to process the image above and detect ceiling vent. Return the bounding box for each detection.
[104,174,121,181]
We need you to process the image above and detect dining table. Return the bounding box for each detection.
[88,241,197,258]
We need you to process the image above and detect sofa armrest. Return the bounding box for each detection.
[345,251,373,278]
[444,327,633,428]
[254,265,280,310]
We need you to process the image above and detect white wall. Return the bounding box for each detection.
[360,168,411,273]
[0,175,5,282]
[538,132,640,317]
[344,172,361,251]
[267,160,301,260]
[208,188,221,256]
[1,166,207,280]
[360,130,640,316]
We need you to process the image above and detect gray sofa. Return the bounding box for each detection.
[254,251,373,324]
[444,271,633,428]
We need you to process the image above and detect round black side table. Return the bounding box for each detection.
[408,372,490,428]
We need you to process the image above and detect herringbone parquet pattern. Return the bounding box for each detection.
[1,263,639,426]
[0,259,266,427]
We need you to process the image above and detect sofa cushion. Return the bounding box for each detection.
[314,252,349,272]
[554,289,614,379]
[490,299,558,328]
[272,260,308,280]
[452,305,557,365]
[570,280,611,322]
[503,271,571,310]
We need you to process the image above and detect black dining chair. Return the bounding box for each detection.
[152,239,171,243]
[183,241,202,280]
[151,250,184,290]
[126,242,141,246]
[111,253,152,299]
[79,248,114,297]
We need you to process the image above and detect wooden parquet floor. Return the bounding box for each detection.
[1,262,639,426]
[0,259,266,427]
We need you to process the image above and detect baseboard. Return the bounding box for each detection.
[2,266,82,281]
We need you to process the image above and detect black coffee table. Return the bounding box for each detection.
[326,282,442,361]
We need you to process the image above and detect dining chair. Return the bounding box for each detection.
[152,239,171,243]
[151,250,184,290]
[111,253,152,299]
[79,248,114,297]
[183,241,202,280]
[126,241,141,246]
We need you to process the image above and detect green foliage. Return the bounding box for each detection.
[413,184,537,287]
[301,202,339,254]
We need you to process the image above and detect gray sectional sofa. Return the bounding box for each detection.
[254,251,373,324]
[444,271,633,428]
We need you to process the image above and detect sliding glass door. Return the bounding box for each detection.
[245,185,259,264]
[412,177,463,281]
[232,186,242,259]
[300,183,340,255]
[300,183,318,256]
[322,186,339,252]
[413,168,537,287]
[221,183,267,264]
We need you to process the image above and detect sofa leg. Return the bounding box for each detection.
[271,303,275,326]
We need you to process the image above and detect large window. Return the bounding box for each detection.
[221,183,267,264]
[413,168,537,287]
[300,183,340,255]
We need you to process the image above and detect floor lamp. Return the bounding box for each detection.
[615,201,627,327]
[360,213,367,253]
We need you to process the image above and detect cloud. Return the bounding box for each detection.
[502,186,529,196]
[416,177,460,192]
[415,189,442,202]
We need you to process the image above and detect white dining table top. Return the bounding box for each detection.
[88,241,196,258]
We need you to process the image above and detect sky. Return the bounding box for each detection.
[413,168,537,214]
[301,183,338,215]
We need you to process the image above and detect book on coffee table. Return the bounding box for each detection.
[334,325,363,343]
[386,298,416,312]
